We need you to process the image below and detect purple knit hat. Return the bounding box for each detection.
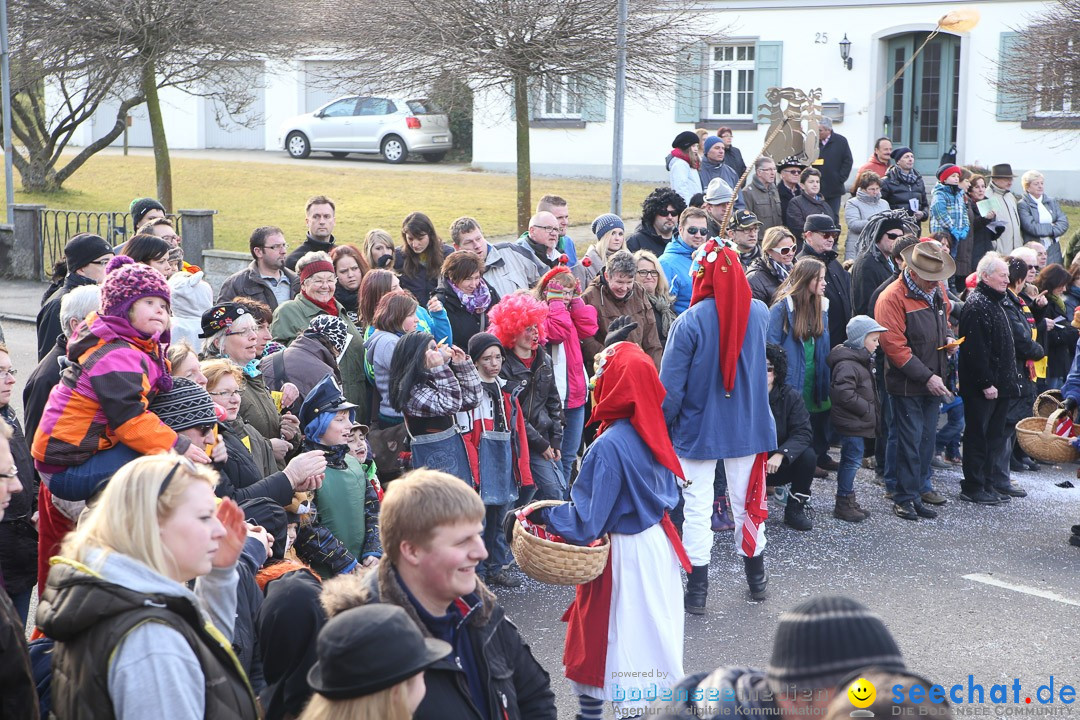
[100,255,171,318]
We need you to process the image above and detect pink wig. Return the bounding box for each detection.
[488,292,549,349]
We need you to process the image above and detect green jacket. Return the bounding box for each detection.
[270,295,369,418]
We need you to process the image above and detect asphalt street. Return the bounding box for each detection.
[4,318,1079,718]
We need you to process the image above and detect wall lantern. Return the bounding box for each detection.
[839,34,853,70]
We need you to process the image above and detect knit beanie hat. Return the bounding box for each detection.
[148,378,217,431]
[130,197,166,229]
[591,213,625,242]
[766,596,906,688]
[64,233,114,273]
[467,332,503,364]
[100,255,171,318]
[703,135,724,155]
[844,315,887,350]
[936,164,962,183]
[890,146,913,163]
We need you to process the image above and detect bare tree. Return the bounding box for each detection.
[315,0,700,231]
[995,0,1080,138]
[5,0,296,205]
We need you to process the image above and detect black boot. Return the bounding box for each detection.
[784,492,813,531]
[743,554,768,601]
[684,565,709,614]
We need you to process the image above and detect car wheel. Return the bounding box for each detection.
[330,152,348,159]
[422,152,447,163]
[286,132,310,159]
[381,135,408,164]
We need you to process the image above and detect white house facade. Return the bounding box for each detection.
[469,0,1080,199]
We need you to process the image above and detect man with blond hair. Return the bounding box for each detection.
[318,469,556,720]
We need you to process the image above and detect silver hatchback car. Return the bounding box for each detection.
[279,95,453,163]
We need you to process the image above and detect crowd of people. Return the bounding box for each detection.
[0,126,1074,719]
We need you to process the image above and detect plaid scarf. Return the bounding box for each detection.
[902,270,938,307]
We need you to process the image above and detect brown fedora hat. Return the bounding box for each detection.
[901,239,955,282]
[990,163,1017,179]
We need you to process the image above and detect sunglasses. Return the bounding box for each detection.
[884,231,905,239]
[683,226,709,236]
[818,232,839,240]
[158,457,198,497]
[772,246,796,255]
[657,209,680,217]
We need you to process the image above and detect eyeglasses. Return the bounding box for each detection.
[772,246,796,255]
[208,389,241,398]
[657,209,679,217]
[683,226,709,236]
[0,468,17,480]
[263,243,287,251]
[532,225,559,233]
[225,328,257,337]
[0,368,16,379]
[306,278,336,287]
[636,270,660,278]
[89,258,112,266]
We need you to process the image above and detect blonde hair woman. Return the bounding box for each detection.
[38,454,259,720]
[300,604,447,720]
[633,249,677,346]
[364,228,396,270]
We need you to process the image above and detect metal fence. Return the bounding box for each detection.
[40,209,182,280]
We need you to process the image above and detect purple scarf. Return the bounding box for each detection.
[450,279,491,314]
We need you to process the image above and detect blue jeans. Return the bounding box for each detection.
[560,405,586,485]
[529,456,566,501]
[891,394,941,505]
[47,444,142,501]
[936,397,965,456]
[10,588,31,626]
[482,503,513,576]
[837,436,863,496]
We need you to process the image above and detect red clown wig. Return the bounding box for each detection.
[488,292,549,349]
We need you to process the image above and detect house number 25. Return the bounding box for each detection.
[815,32,829,44]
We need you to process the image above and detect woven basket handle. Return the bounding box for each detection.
[1044,408,1069,437]
[522,500,567,516]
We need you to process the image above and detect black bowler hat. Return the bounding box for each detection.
[804,214,842,234]
[307,605,451,699]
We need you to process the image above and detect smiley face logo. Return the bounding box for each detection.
[847,677,876,709]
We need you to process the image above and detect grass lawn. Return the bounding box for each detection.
[0,154,657,253]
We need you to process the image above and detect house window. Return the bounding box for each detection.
[1034,38,1078,116]
[709,44,755,119]
[538,75,582,119]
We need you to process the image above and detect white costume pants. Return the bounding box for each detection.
[679,454,765,564]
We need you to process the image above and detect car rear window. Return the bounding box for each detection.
[406,100,442,115]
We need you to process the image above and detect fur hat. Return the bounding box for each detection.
[304,315,352,356]
[100,255,171,318]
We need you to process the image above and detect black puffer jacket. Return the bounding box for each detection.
[784,192,835,240]
[1039,298,1079,380]
[827,344,879,437]
[434,278,501,351]
[393,245,455,306]
[0,406,37,597]
[746,257,784,306]
[881,166,928,221]
[625,223,671,257]
[214,422,294,505]
[851,246,895,317]
[959,282,1020,398]
[501,348,564,453]
[768,380,813,465]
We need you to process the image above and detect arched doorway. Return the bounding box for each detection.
[884,32,961,170]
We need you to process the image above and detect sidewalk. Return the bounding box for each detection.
[0,278,50,325]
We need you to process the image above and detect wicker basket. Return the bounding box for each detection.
[1015,409,1080,464]
[1033,389,1065,418]
[511,500,610,586]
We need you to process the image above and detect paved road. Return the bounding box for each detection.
[96,146,475,173]
[495,453,1080,718]
[5,317,1079,717]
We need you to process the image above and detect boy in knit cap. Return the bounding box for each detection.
[827,315,888,523]
[653,595,907,718]
[33,256,210,502]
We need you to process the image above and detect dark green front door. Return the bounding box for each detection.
[885,33,961,171]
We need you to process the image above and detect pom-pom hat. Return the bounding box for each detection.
[100,255,171,318]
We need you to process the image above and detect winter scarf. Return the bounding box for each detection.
[670,147,698,170]
[449,278,492,314]
[301,290,340,318]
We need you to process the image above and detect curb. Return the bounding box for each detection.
[0,313,37,325]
